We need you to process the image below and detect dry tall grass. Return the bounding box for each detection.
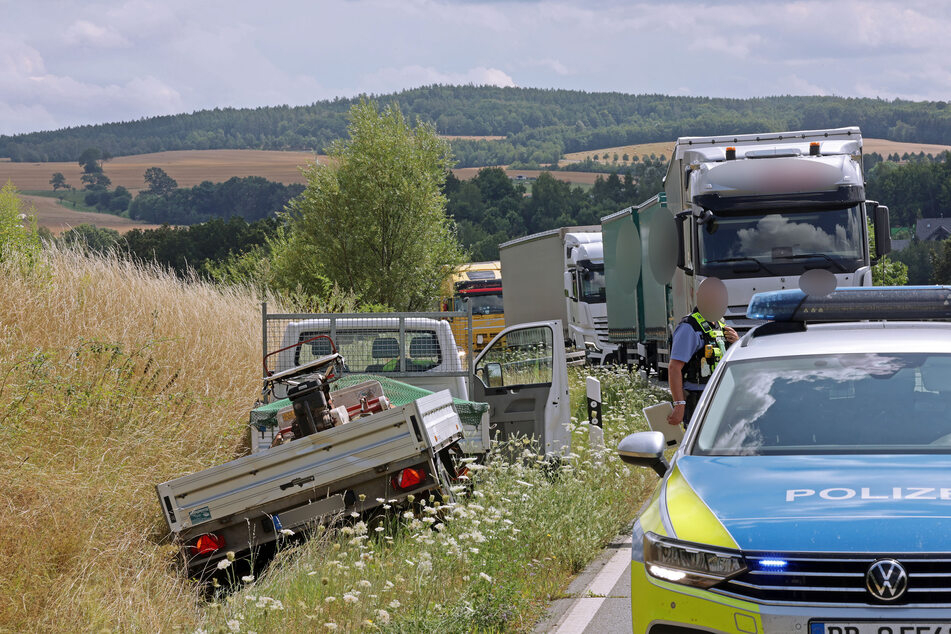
[0,247,270,631]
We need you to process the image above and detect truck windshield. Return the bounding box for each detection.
[694,353,951,456]
[455,291,504,315]
[579,264,606,304]
[696,206,865,279]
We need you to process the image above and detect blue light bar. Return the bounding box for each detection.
[747,286,951,322]
[758,559,788,569]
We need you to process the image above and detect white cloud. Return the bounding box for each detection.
[0,0,951,134]
[64,20,131,49]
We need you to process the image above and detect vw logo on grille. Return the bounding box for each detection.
[866,559,908,601]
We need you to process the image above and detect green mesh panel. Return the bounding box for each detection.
[249,374,488,431]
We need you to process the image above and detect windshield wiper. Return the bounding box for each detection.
[705,256,777,275]
[778,253,847,273]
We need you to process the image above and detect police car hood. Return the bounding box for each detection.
[677,454,951,552]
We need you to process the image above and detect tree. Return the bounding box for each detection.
[50,172,68,191]
[81,171,111,190]
[144,167,178,197]
[78,148,103,173]
[59,224,121,253]
[931,236,951,284]
[0,181,41,266]
[869,219,909,286]
[274,101,463,311]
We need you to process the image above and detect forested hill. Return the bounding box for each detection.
[4,86,951,167]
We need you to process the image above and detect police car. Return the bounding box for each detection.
[618,286,951,633]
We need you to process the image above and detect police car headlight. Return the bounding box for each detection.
[644,532,746,589]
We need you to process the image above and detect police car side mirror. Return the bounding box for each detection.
[617,431,669,476]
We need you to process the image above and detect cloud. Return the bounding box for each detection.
[1,0,951,135]
[64,20,131,49]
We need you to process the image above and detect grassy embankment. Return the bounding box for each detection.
[0,248,665,632]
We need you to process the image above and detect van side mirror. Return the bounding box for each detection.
[479,362,504,388]
[617,431,669,476]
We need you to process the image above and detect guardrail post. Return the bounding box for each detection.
[586,376,603,451]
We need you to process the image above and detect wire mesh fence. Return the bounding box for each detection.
[261,303,474,382]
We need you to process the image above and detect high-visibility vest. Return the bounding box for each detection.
[680,310,727,385]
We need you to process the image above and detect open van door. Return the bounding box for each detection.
[471,321,570,455]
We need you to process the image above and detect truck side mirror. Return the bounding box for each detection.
[874,205,891,259]
[564,271,577,302]
[675,212,691,274]
[617,431,669,476]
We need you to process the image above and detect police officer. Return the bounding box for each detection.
[667,278,738,427]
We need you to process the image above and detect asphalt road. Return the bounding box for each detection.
[533,526,634,633]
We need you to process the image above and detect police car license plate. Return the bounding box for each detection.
[811,623,950,634]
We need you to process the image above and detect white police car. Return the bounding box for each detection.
[618,286,951,633]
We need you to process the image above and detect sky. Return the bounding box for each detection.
[0,0,948,135]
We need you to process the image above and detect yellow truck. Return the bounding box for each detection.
[441,261,505,352]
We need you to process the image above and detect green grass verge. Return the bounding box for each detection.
[21,189,114,214]
[199,367,668,632]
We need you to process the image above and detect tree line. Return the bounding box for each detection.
[7,86,951,168]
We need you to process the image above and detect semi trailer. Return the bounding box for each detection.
[602,126,891,376]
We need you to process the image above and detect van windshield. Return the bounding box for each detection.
[296,330,441,373]
[694,353,951,455]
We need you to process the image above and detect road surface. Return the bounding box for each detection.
[534,526,634,633]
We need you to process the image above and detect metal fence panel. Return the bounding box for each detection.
[262,304,474,383]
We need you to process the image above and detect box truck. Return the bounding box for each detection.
[500,227,619,364]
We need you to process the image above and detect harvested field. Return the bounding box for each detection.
[23,195,163,234]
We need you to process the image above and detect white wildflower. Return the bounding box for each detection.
[375,526,385,532]
[241,575,254,583]
[376,609,391,625]
[480,572,493,582]
[343,593,359,604]
[324,596,336,604]
[279,528,294,536]
[384,580,395,590]
[324,623,338,630]
[227,620,240,633]
[216,559,231,570]
[388,599,401,609]
[358,579,372,588]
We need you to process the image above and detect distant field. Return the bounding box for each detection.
[561,141,674,166]
[452,166,602,185]
[439,134,505,141]
[22,195,163,234]
[561,138,951,167]
[0,149,319,193]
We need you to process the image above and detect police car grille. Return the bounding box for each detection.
[715,553,951,606]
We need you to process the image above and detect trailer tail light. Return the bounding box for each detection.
[725,146,736,160]
[810,141,821,156]
[189,533,225,556]
[392,467,426,490]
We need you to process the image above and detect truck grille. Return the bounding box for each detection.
[716,553,951,606]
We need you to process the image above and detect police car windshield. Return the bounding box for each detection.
[693,353,951,456]
[697,206,865,279]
